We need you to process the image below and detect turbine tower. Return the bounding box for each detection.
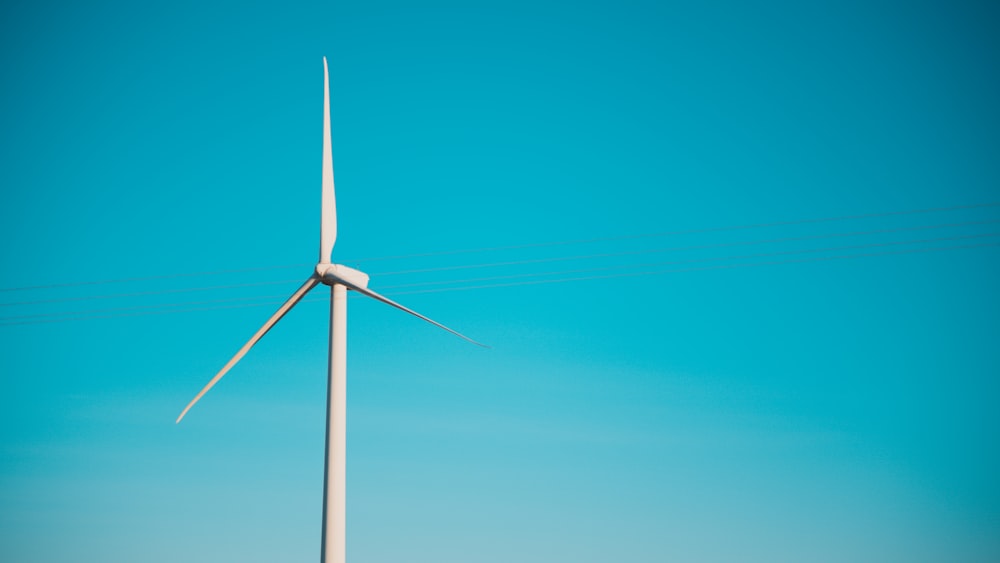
[177,57,485,563]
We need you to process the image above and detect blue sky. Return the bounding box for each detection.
[2,1,999,561]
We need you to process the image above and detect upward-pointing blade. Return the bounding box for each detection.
[176,276,321,423]
[320,57,337,263]
[347,284,489,348]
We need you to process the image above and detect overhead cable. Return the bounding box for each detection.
[1,200,996,293]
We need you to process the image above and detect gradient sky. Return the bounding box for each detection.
[2,1,999,562]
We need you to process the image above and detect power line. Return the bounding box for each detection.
[388,241,1000,296]
[351,201,1000,265]
[0,293,298,321]
[0,293,350,326]
[370,219,1000,277]
[377,232,1000,291]
[0,279,303,308]
[2,237,996,326]
[2,217,996,308]
[1,200,997,293]
[2,231,995,315]
[0,264,310,293]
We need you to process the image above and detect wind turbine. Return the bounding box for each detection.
[176,57,485,563]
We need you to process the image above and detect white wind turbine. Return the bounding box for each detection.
[176,57,485,563]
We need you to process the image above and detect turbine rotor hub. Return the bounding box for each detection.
[316,263,370,289]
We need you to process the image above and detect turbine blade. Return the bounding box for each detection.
[320,56,337,263]
[176,276,321,423]
[348,284,488,348]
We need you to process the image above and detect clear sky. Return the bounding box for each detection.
[2,1,999,561]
